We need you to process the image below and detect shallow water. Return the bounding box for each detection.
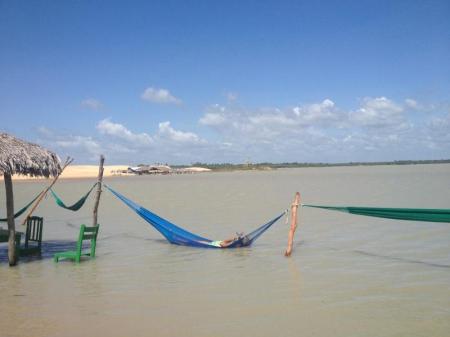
[1,165,449,337]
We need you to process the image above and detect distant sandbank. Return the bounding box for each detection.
[0,165,130,181]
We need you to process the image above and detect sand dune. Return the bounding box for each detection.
[1,165,130,180]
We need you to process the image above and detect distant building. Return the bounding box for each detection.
[127,164,172,175]
[126,164,211,175]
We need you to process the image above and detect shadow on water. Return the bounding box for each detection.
[353,249,450,269]
[296,241,450,270]
[100,232,145,241]
[0,232,166,265]
[145,238,171,245]
[0,240,77,264]
[99,232,167,244]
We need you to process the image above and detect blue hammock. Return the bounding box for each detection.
[105,185,286,248]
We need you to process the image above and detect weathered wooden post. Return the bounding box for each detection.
[93,155,104,226]
[285,192,300,257]
[4,173,17,266]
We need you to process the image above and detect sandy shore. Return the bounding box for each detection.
[1,165,130,180]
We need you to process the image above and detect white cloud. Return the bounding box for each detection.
[199,112,227,126]
[198,99,343,146]
[292,99,342,126]
[33,96,449,164]
[56,136,101,154]
[195,96,450,162]
[36,126,53,137]
[426,113,450,147]
[36,128,103,161]
[294,98,334,115]
[37,127,147,163]
[158,121,205,144]
[81,98,103,110]
[96,119,153,146]
[428,114,450,129]
[249,114,297,127]
[405,98,418,109]
[349,97,404,128]
[141,87,181,104]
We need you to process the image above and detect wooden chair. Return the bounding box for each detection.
[54,224,100,263]
[20,216,43,256]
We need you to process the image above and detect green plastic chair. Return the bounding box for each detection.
[54,224,100,263]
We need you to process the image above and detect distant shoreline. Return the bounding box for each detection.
[1,160,449,180]
[182,159,450,171]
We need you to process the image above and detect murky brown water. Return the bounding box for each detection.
[1,165,449,337]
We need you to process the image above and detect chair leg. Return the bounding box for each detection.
[91,241,96,258]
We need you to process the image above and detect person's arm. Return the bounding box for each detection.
[219,238,235,247]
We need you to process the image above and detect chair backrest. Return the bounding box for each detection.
[76,224,100,257]
[25,216,43,248]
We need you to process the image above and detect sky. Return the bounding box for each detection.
[1,0,449,165]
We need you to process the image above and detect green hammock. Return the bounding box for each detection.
[302,204,450,223]
[0,192,42,222]
[50,183,97,211]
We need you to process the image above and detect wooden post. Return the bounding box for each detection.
[4,173,17,266]
[20,157,73,227]
[92,155,104,226]
[284,192,300,257]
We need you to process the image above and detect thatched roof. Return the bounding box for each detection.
[0,133,61,177]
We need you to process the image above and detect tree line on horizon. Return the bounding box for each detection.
[177,159,450,171]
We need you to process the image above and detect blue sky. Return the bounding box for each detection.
[1,0,449,164]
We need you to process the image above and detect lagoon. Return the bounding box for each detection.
[1,164,449,337]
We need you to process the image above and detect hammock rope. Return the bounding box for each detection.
[302,204,450,223]
[49,183,98,211]
[105,184,286,248]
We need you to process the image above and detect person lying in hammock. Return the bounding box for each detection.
[208,232,250,247]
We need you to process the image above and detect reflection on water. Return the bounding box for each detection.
[1,165,449,337]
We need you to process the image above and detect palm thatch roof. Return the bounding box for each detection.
[0,133,61,177]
